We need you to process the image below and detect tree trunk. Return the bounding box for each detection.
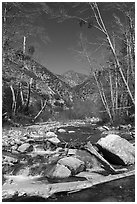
[24,78,33,111]
[3,4,7,23]
[109,69,115,117]
[17,82,24,112]
[89,2,135,105]
[79,34,113,123]
[10,85,16,116]
[23,36,26,54]
[100,80,113,123]
[115,70,118,116]
[33,100,47,122]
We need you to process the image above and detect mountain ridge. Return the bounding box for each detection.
[3,52,77,116]
[57,70,88,87]
[3,50,100,124]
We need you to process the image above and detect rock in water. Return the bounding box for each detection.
[47,137,60,145]
[58,128,66,133]
[75,149,102,169]
[17,143,33,153]
[68,130,75,133]
[45,132,58,138]
[44,137,60,151]
[97,134,135,165]
[58,156,85,174]
[46,164,71,178]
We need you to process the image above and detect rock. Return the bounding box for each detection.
[75,149,102,169]
[85,141,116,174]
[33,149,47,156]
[68,130,75,133]
[29,134,43,140]
[67,149,77,155]
[2,141,10,147]
[44,136,60,151]
[26,138,35,143]
[97,134,135,165]
[43,141,56,151]
[58,156,85,175]
[9,140,15,146]
[48,153,60,163]
[58,128,66,133]
[17,143,33,153]
[56,147,64,153]
[101,130,119,136]
[11,145,18,151]
[4,156,18,164]
[97,126,107,132]
[76,171,106,180]
[16,167,30,177]
[11,150,19,155]
[45,132,58,138]
[47,137,60,145]
[46,164,71,179]
[21,136,28,141]
[90,117,100,123]
[43,137,60,151]
[119,124,131,130]
[14,139,22,145]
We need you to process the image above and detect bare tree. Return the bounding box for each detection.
[88,3,134,105]
[32,100,47,122]
[52,2,135,123]
[53,2,134,104]
[78,34,113,123]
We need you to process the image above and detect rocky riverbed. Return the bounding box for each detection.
[2,119,135,202]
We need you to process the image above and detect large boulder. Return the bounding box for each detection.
[17,143,33,153]
[96,134,135,165]
[46,164,71,178]
[58,156,85,174]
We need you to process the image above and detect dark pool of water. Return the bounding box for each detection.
[56,124,134,146]
[56,125,102,145]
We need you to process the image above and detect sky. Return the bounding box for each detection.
[31,2,112,75]
[3,2,134,75]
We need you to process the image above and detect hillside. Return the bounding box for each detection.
[3,51,103,124]
[2,52,78,122]
[58,70,88,87]
[74,76,98,100]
